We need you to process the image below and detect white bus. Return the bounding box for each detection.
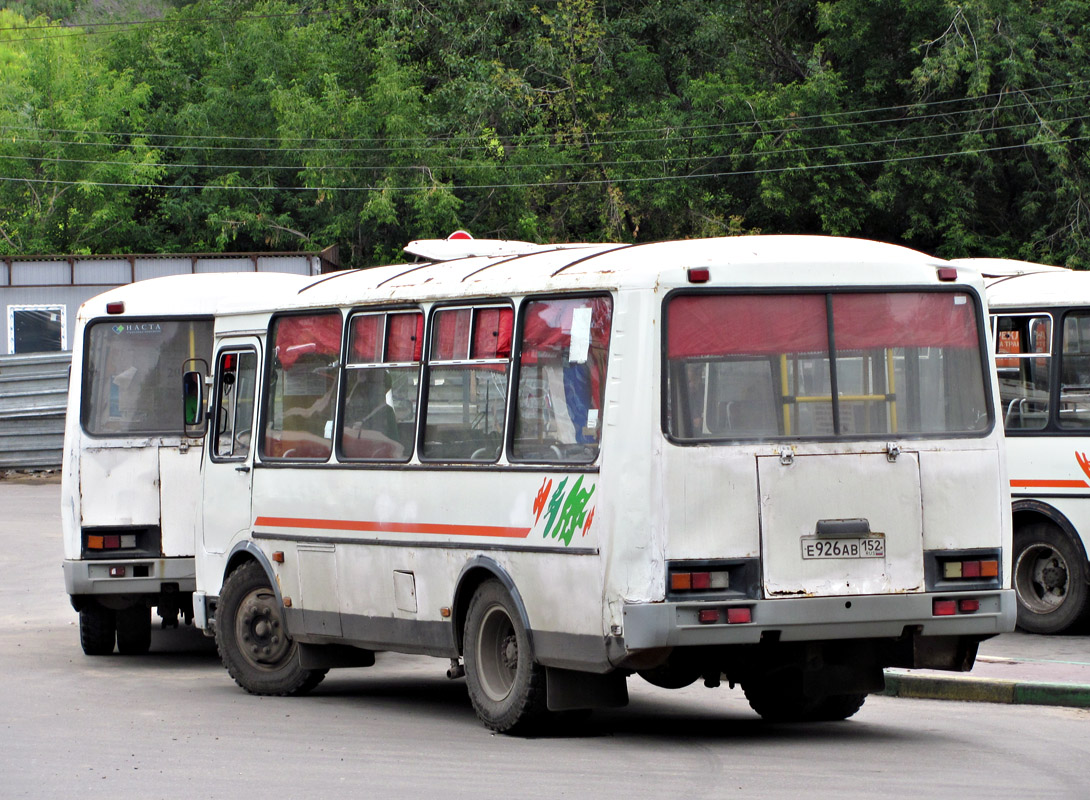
[61,272,311,655]
[189,236,1014,731]
[968,259,1090,633]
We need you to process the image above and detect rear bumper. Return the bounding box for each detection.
[63,557,195,597]
[621,589,1016,649]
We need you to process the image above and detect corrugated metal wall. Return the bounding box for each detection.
[0,352,70,470]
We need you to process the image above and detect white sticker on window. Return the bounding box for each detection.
[586,408,599,429]
[569,307,592,364]
[954,295,967,305]
[324,420,333,439]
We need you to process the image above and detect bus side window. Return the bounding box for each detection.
[212,350,257,459]
[511,295,612,463]
[994,314,1052,430]
[340,310,422,462]
[421,304,513,462]
[1060,312,1090,429]
[262,312,343,461]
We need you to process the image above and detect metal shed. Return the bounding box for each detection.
[0,248,338,469]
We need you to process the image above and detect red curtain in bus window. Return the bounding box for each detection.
[667,294,828,358]
[387,312,424,362]
[274,313,343,368]
[832,292,979,350]
[521,297,612,363]
[471,307,513,359]
[433,308,472,360]
[349,314,383,363]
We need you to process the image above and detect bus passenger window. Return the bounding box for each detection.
[512,296,612,463]
[1060,312,1090,429]
[994,314,1051,430]
[340,311,422,461]
[263,312,343,461]
[422,305,513,461]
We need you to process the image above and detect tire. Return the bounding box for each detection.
[79,605,116,656]
[806,693,867,721]
[1013,523,1090,634]
[743,670,865,722]
[216,561,327,696]
[115,605,152,655]
[463,579,547,733]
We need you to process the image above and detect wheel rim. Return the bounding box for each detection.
[475,604,518,702]
[1015,543,1070,614]
[235,587,292,670]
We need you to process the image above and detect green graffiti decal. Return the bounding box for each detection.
[542,475,596,546]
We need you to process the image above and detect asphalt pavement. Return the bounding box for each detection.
[884,629,1090,708]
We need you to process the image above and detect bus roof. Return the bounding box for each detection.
[951,257,1069,279]
[247,235,958,316]
[75,271,319,322]
[984,266,1090,309]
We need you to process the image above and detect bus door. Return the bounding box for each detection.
[202,340,262,556]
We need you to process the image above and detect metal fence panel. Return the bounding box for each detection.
[0,352,70,469]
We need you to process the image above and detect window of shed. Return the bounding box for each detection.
[8,304,66,353]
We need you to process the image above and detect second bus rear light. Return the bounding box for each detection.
[670,570,730,592]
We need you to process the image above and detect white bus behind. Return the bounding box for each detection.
[61,272,312,655]
[192,236,1015,731]
[972,259,1090,633]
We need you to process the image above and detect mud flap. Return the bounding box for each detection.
[546,667,629,711]
[912,634,981,672]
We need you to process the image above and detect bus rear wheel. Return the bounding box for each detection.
[1013,523,1090,634]
[79,604,116,655]
[216,561,327,696]
[463,579,547,733]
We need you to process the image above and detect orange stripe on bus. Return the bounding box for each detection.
[1009,479,1089,489]
[254,516,532,539]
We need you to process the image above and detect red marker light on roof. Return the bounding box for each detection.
[106,301,125,314]
[688,267,710,284]
[447,230,473,240]
[937,267,958,282]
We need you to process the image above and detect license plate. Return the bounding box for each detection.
[800,535,885,559]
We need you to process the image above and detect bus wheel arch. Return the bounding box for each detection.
[1011,508,1090,634]
[461,577,548,733]
[452,558,535,662]
[215,557,327,696]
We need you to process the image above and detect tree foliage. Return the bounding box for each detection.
[1,0,1089,266]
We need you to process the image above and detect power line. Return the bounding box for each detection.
[3,113,1084,174]
[2,135,1084,193]
[4,89,1087,166]
[2,80,1087,152]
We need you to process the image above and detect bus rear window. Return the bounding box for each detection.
[665,291,990,440]
[82,318,213,436]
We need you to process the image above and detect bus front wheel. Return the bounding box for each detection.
[216,561,327,696]
[79,604,116,655]
[1013,523,1090,634]
[463,579,547,733]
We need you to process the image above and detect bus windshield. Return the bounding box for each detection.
[665,290,990,440]
[82,318,214,436]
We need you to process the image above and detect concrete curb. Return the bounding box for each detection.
[882,670,1090,709]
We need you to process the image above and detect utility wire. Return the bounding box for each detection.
[2,113,1085,174]
[1,135,1084,193]
[2,80,1087,152]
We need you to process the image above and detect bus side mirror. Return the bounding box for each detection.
[183,370,206,430]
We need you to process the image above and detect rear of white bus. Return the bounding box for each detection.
[618,259,1015,720]
[61,294,213,655]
